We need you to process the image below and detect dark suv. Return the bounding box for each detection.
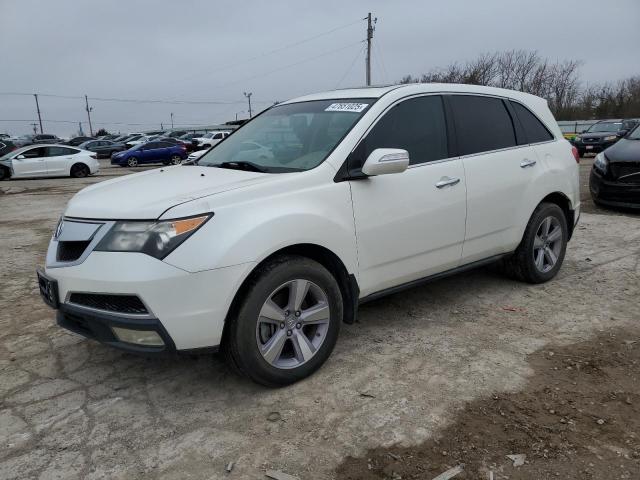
[574,119,638,156]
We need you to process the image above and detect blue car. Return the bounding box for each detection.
[111,141,187,167]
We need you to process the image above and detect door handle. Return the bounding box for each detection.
[435,176,460,189]
[520,159,537,168]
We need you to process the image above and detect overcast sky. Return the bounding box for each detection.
[1,0,638,136]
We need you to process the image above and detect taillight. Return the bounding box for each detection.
[180,145,186,150]
[571,146,579,163]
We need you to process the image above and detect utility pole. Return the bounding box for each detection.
[161,122,164,130]
[170,112,174,129]
[33,94,43,133]
[244,92,253,118]
[365,12,376,86]
[31,123,38,135]
[78,122,84,136]
[84,95,93,136]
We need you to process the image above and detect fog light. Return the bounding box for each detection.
[112,327,164,347]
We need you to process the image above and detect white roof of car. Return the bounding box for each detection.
[285,83,546,106]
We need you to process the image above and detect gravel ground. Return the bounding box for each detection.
[0,159,639,479]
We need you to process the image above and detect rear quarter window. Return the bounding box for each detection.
[510,101,554,143]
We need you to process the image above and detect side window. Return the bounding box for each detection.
[21,147,46,158]
[143,142,159,150]
[46,146,76,156]
[159,142,173,148]
[510,101,553,143]
[449,95,517,155]
[349,95,448,170]
[212,133,223,140]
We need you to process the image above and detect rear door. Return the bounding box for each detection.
[448,94,538,263]
[348,94,467,296]
[45,146,79,176]
[140,142,160,163]
[12,147,48,177]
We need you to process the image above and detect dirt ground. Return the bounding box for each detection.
[336,328,640,479]
[1,159,639,479]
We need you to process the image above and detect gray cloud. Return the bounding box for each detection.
[1,0,638,136]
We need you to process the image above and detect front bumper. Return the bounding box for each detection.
[575,141,616,154]
[42,251,255,351]
[57,302,176,354]
[589,169,640,209]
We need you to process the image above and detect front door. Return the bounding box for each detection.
[12,146,48,177]
[347,95,467,297]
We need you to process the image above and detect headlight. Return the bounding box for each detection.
[95,214,211,259]
[603,135,617,141]
[593,152,608,174]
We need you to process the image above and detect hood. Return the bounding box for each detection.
[579,131,618,139]
[604,138,640,163]
[65,166,270,219]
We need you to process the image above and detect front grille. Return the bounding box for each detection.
[68,293,149,315]
[583,137,600,143]
[610,163,640,184]
[57,241,91,262]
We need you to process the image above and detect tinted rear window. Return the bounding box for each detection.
[449,95,517,155]
[510,101,553,143]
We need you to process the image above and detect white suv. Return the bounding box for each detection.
[37,84,580,386]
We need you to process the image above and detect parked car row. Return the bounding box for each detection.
[572,118,639,156]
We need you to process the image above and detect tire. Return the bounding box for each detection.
[502,202,568,284]
[223,255,343,387]
[0,165,10,180]
[70,163,90,178]
[170,155,182,165]
[127,157,138,167]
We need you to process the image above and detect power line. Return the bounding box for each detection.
[175,18,364,84]
[212,40,366,90]
[0,91,272,106]
[335,45,366,89]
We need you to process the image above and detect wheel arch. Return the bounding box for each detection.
[222,243,360,350]
[538,191,575,239]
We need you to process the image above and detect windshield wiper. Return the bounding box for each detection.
[213,161,268,173]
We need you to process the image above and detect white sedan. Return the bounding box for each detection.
[194,130,231,149]
[0,144,100,180]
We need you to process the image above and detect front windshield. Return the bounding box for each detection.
[628,125,640,140]
[587,122,622,133]
[197,99,373,173]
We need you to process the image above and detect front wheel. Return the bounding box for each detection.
[170,155,182,165]
[127,157,138,167]
[223,255,343,387]
[502,202,568,283]
[0,165,10,180]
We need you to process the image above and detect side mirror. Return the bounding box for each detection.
[362,148,409,176]
[15,154,25,160]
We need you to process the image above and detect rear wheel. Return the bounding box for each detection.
[70,163,90,178]
[502,202,568,283]
[170,155,182,165]
[223,255,342,387]
[127,157,138,167]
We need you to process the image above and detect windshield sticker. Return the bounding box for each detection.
[325,103,369,113]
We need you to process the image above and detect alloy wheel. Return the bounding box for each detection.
[255,279,330,369]
[533,216,563,273]
[171,155,181,165]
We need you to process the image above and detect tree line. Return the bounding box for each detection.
[399,50,640,121]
